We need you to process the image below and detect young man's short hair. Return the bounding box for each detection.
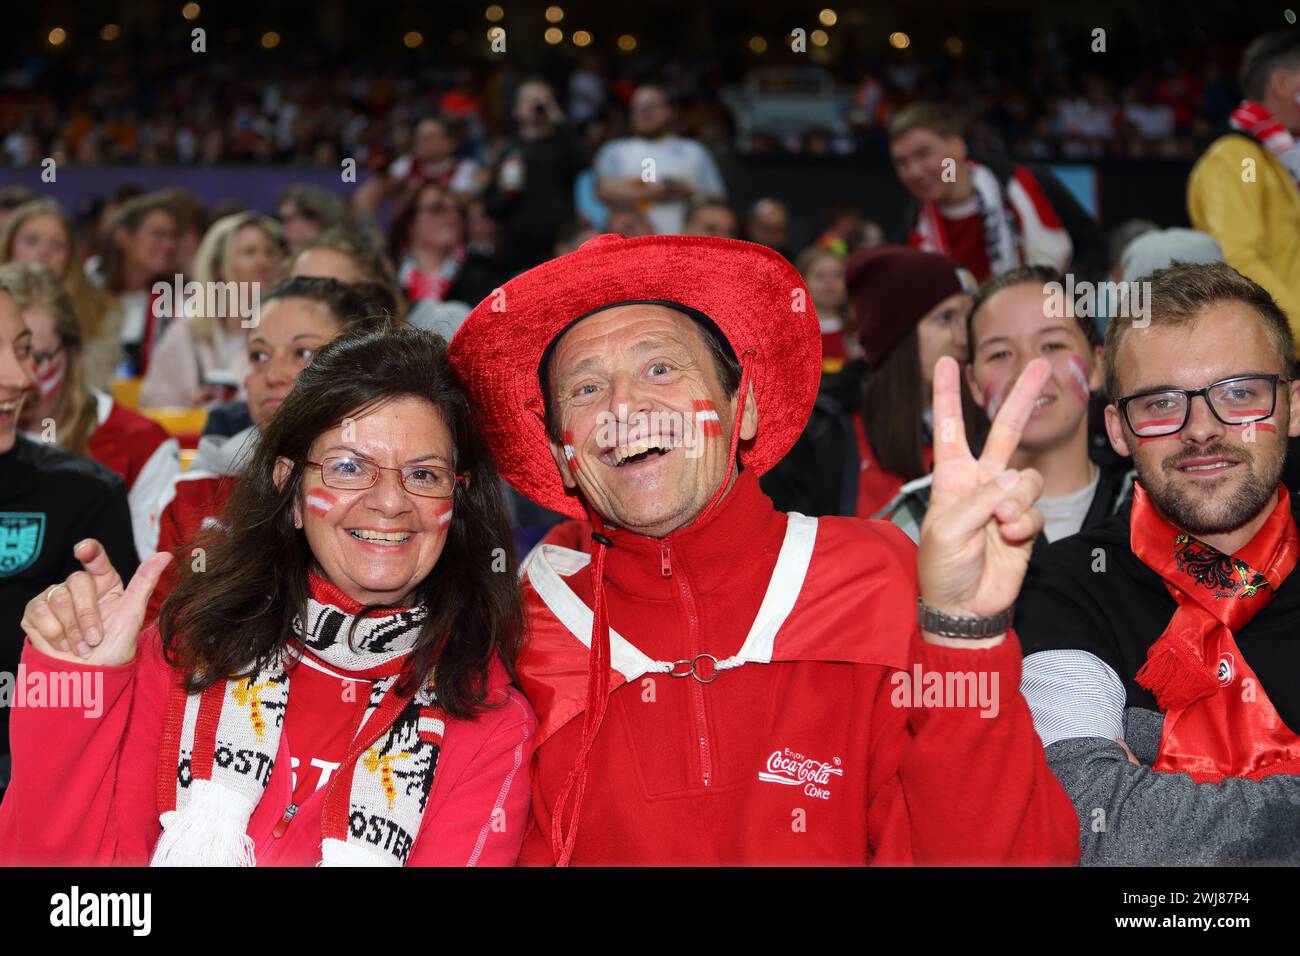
[888,103,964,142]
[1239,30,1300,103]
[1102,261,1294,402]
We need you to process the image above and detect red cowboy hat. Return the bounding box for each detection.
[448,233,821,518]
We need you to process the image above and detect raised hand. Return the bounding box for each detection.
[917,356,1052,635]
[19,539,173,666]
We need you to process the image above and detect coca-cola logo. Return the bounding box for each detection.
[757,748,844,799]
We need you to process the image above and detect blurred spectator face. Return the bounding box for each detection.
[292,247,366,284]
[15,303,66,430]
[684,203,738,238]
[605,207,654,238]
[916,292,971,391]
[10,213,70,278]
[860,221,886,247]
[465,201,497,250]
[747,199,789,251]
[514,80,559,127]
[413,118,455,165]
[967,283,1099,453]
[630,87,672,138]
[890,127,967,204]
[120,210,178,279]
[278,199,323,246]
[411,185,463,251]
[1268,65,1300,132]
[227,224,280,287]
[244,297,344,427]
[0,292,33,453]
[805,253,847,314]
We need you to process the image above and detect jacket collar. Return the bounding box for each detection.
[596,469,787,600]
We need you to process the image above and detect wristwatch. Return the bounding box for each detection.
[916,598,1014,638]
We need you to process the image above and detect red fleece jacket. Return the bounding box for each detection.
[517,471,1080,865]
[0,628,535,866]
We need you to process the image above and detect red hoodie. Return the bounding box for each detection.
[0,620,536,866]
[516,471,1080,865]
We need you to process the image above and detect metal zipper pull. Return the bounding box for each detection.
[272,802,299,839]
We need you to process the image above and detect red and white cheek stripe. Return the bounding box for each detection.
[692,399,722,437]
[1232,409,1277,433]
[34,361,65,401]
[1064,354,1091,405]
[305,488,339,517]
[1134,418,1184,444]
[562,430,580,473]
[983,382,1008,422]
[435,501,453,528]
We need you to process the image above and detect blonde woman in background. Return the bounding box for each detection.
[6,262,179,558]
[1,199,123,390]
[140,212,282,408]
[96,193,179,373]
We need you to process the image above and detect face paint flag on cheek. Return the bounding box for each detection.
[305,488,338,517]
[692,399,722,437]
[983,381,1008,422]
[1134,418,1184,444]
[1232,410,1277,433]
[435,500,453,528]
[35,361,65,402]
[562,430,580,473]
[1064,354,1091,405]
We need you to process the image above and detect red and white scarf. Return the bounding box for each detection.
[1230,99,1300,190]
[1131,482,1300,781]
[152,573,446,866]
[912,160,1022,276]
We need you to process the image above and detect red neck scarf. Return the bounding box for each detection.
[1130,481,1300,781]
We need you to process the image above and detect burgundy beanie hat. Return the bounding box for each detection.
[845,245,977,366]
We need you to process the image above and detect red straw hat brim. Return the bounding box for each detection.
[448,234,822,519]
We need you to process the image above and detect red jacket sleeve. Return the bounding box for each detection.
[867,630,1081,865]
[408,688,537,866]
[0,628,171,865]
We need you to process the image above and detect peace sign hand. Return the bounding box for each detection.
[916,356,1052,636]
[19,539,173,667]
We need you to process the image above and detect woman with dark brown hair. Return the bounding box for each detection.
[762,245,975,518]
[4,325,535,866]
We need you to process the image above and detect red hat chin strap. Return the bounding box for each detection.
[548,351,753,866]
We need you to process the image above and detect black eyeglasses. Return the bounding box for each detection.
[1116,374,1291,438]
[303,457,465,499]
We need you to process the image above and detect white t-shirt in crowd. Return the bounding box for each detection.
[593,135,726,235]
[1037,468,1100,543]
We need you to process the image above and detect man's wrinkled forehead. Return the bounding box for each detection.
[539,300,715,392]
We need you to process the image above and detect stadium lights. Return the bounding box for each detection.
[544,27,563,44]
[546,6,564,23]
[572,30,592,47]
[946,36,963,55]
[182,3,200,20]
[749,36,767,53]
[811,29,829,47]
[404,31,423,48]
[618,34,637,52]
[48,27,66,46]
[889,31,910,49]
[100,24,121,41]
[261,31,280,49]
[819,8,837,26]
[485,5,504,22]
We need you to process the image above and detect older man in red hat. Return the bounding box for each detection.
[449,233,1080,865]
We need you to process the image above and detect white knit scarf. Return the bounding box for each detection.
[151,576,445,867]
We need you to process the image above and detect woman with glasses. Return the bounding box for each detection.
[145,277,398,623]
[4,324,535,866]
[5,261,180,560]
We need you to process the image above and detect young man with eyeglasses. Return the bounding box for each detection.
[1015,261,1300,864]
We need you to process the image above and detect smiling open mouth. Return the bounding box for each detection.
[349,529,412,544]
[604,435,677,468]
